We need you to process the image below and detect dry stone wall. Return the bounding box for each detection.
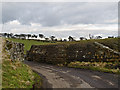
[5,40,24,61]
[26,42,120,64]
[26,44,68,64]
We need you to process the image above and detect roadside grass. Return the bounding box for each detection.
[2,49,42,88]
[67,61,120,74]
[2,58,42,88]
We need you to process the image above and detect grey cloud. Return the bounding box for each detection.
[2,2,118,26]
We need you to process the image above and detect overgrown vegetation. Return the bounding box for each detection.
[68,61,120,74]
[2,57,42,88]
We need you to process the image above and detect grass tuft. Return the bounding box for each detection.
[68,61,120,74]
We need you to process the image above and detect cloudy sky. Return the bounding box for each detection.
[1,2,118,39]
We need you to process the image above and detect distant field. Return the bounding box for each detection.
[8,38,119,53]
[8,38,54,53]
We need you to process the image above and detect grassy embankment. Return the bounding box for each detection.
[8,38,120,74]
[2,39,42,88]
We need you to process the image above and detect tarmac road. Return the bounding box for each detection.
[24,60,119,89]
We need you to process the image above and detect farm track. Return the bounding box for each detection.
[24,60,119,89]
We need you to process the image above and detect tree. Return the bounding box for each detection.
[39,34,44,38]
[27,34,31,39]
[108,36,114,38]
[89,34,94,39]
[54,39,57,41]
[96,36,102,39]
[20,34,26,39]
[4,33,8,38]
[14,34,20,39]
[6,33,13,38]
[9,33,13,38]
[50,36,55,41]
[45,38,49,41]
[68,36,74,41]
[59,38,62,42]
[80,37,84,40]
[63,39,67,42]
[32,34,37,38]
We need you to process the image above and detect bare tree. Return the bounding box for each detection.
[96,36,102,39]
[50,36,55,41]
[68,36,74,41]
[89,34,94,39]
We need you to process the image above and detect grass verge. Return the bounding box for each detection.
[67,61,120,74]
[2,50,42,88]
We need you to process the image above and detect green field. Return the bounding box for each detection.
[8,38,55,53]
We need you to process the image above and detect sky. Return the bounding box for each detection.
[1,2,118,39]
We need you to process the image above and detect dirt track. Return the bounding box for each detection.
[24,60,119,89]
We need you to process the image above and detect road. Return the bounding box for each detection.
[24,60,119,89]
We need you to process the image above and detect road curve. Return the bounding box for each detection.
[24,60,119,89]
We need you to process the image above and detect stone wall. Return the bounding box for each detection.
[5,40,24,61]
[26,42,120,64]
